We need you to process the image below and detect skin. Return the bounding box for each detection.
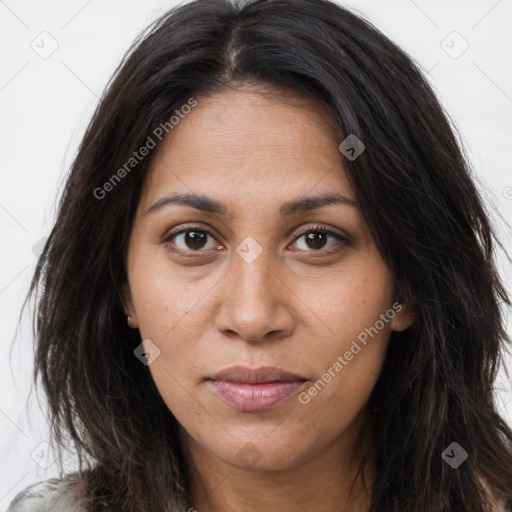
[123,86,413,512]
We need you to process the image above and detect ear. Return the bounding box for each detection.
[120,283,135,317]
[121,283,139,329]
[390,301,413,332]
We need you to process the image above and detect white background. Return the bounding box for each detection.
[1,0,511,507]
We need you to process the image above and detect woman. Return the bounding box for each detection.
[8,0,512,510]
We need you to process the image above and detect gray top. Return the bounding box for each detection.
[7,478,86,512]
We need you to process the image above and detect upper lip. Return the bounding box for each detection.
[208,365,306,384]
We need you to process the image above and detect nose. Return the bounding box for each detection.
[214,248,295,343]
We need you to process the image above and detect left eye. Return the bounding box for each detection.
[291,230,346,252]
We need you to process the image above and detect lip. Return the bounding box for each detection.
[207,366,307,412]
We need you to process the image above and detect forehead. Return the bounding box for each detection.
[139,87,354,210]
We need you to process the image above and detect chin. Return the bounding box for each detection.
[211,436,312,472]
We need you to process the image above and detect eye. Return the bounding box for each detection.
[162,226,222,253]
[290,224,350,255]
[161,223,351,257]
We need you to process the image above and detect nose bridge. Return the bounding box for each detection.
[231,238,278,311]
[214,239,294,341]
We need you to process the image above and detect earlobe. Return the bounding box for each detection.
[127,314,139,329]
[121,283,138,328]
[390,302,413,332]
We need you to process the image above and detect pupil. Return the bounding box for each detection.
[306,232,326,250]
[186,231,206,250]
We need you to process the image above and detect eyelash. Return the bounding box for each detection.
[161,223,351,257]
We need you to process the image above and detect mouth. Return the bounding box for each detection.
[206,366,307,412]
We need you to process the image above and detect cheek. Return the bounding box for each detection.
[133,279,208,378]
[127,251,215,408]
[128,243,218,341]
[133,279,207,426]
[294,250,394,412]
[293,310,391,458]
[294,246,394,348]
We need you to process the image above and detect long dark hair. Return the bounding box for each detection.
[26,0,512,510]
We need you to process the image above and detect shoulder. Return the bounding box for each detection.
[7,476,86,512]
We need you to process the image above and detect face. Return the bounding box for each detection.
[123,87,412,472]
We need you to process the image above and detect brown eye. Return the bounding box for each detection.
[165,228,219,252]
[182,230,208,250]
[303,232,328,250]
[289,225,351,255]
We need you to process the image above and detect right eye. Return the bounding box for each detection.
[162,226,225,254]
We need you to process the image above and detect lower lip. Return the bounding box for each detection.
[208,380,305,412]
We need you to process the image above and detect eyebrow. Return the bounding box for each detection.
[145,192,358,218]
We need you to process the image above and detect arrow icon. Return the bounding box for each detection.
[442,442,468,468]
[31,31,59,59]
[338,134,365,161]
[30,441,56,469]
[440,31,469,59]
[236,442,262,467]
[236,236,262,263]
